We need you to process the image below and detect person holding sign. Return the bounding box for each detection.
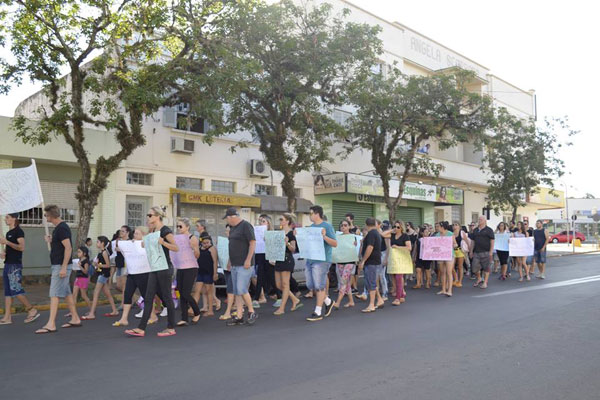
[494,222,511,281]
[469,216,495,289]
[0,213,40,325]
[383,221,412,306]
[273,213,303,315]
[512,222,530,282]
[332,220,357,309]
[436,222,457,297]
[412,227,432,289]
[126,206,179,337]
[452,222,470,288]
[359,218,385,313]
[36,205,81,334]
[174,219,202,326]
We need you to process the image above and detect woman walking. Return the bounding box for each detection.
[82,236,118,320]
[126,206,179,337]
[332,220,356,309]
[0,213,40,325]
[114,226,133,310]
[174,218,202,326]
[273,213,303,315]
[513,221,530,282]
[452,222,470,288]
[495,222,511,280]
[437,222,458,297]
[386,221,412,306]
[412,227,432,289]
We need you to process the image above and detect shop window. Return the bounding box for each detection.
[255,184,275,196]
[176,176,203,191]
[211,180,235,193]
[19,207,77,226]
[126,172,153,186]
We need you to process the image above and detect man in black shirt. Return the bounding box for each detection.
[468,215,495,289]
[358,218,385,312]
[36,205,81,334]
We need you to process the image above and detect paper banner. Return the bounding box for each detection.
[143,231,169,272]
[254,225,267,254]
[295,227,326,261]
[494,233,510,251]
[421,236,453,261]
[171,234,198,269]
[332,234,358,263]
[116,240,151,275]
[217,236,230,271]
[265,230,286,262]
[388,247,414,274]
[0,163,43,214]
[72,258,81,271]
[509,237,534,257]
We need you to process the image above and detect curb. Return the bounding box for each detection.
[1,295,123,315]
[548,250,600,258]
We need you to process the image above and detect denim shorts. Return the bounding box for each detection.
[3,264,25,297]
[305,261,329,291]
[231,266,253,295]
[526,255,534,265]
[534,250,547,264]
[224,270,233,294]
[97,275,110,285]
[49,264,72,298]
[116,267,126,277]
[363,264,379,291]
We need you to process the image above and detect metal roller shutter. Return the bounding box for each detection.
[395,207,423,227]
[332,201,374,228]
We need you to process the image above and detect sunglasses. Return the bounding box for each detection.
[146,214,155,218]
[176,225,183,228]
[395,225,402,229]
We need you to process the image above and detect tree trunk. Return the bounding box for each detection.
[511,205,518,222]
[281,171,297,213]
[76,198,95,249]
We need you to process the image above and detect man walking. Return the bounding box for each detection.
[533,220,550,279]
[305,206,337,322]
[223,207,258,326]
[358,218,385,312]
[469,215,495,289]
[36,205,81,333]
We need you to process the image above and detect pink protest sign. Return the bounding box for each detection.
[171,234,198,269]
[421,236,453,261]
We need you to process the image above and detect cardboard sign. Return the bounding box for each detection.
[171,234,198,269]
[265,230,286,262]
[143,232,169,272]
[421,236,453,261]
[509,237,534,257]
[332,234,358,263]
[295,227,326,261]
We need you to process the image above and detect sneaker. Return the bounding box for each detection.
[518,277,524,282]
[480,283,487,289]
[226,318,244,326]
[135,310,143,319]
[540,274,546,279]
[306,312,323,322]
[246,312,258,326]
[526,276,531,281]
[470,275,476,280]
[351,288,359,294]
[324,301,334,317]
[252,300,261,309]
[272,299,282,308]
[160,308,168,317]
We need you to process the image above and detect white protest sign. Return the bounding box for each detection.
[116,240,151,274]
[0,163,43,214]
[254,225,267,254]
[509,237,534,257]
[295,227,326,261]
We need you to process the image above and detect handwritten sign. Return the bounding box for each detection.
[332,234,358,263]
[217,236,229,271]
[388,247,414,274]
[509,237,534,257]
[254,225,267,254]
[494,233,510,251]
[421,236,453,261]
[116,240,151,275]
[296,227,326,261]
[72,258,81,271]
[143,232,169,272]
[265,230,286,262]
[0,163,43,214]
[171,234,198,269]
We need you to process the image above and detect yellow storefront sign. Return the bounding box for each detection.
[170,188,261,208]
[527,187,565,208]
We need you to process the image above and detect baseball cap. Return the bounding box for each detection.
[222,207,239,219]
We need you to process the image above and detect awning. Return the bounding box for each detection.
[170,188,261,208]
[253,195,313,213]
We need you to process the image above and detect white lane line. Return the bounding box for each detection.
[473,275,600,298]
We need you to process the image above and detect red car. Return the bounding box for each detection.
[550,231,586,243]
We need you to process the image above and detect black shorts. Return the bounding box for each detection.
[496,250,509,265]
[416,260,431,270]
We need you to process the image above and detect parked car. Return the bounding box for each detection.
[550,231,586,243]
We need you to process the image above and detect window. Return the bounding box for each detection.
[211,180,235,193]
[370,62,385,76]
[471,212,479,223]
[176,176,203,191]
[126,202,145,228]
[19,207,77,226]
[255,184,275,196]
[333,109,351,126]
[126,172,153,186]
[175,103,206,133]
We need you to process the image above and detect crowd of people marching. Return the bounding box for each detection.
[0,204,551,336]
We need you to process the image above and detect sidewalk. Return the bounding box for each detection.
[546,243,600,257]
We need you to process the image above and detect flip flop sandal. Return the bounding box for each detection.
[148,319,158,325]
[0,320,13,325]
[61,322,83,328]
[176,321,189,327]
[125,329,145,337]
[215,303,222,311]
[291,303,304,312]
[361,308,376,313]
[81,315,96,320]
[157,330,176,337]
[219,315,231,321]
[273,310,285,316]
[35,327,57,334]
[103,312,119,317]
[112,321,128,327]
[344,303,355,308]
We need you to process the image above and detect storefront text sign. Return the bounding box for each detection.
[170,188,261,208]
[314,173,346,195]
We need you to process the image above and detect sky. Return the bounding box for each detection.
[1,0,598,198]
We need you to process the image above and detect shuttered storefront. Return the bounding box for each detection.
[395,207,423,227]
[332,201,374,228]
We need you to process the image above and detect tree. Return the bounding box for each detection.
[1,0,230,246]
[584,193,596,199]
[218,0,382,212]
[484,110,577,221]
[345,67,494,221]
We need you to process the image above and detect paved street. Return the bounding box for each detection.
[2,254,600,400]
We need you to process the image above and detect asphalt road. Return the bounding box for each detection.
[2,254,600,400]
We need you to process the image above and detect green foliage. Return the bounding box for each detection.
[218,0,382,211]
[346,67,494,219]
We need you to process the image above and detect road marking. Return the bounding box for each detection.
[473,275,600,298]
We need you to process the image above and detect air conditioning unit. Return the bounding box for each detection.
[171,137,195,154]
[250,159,270,178]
